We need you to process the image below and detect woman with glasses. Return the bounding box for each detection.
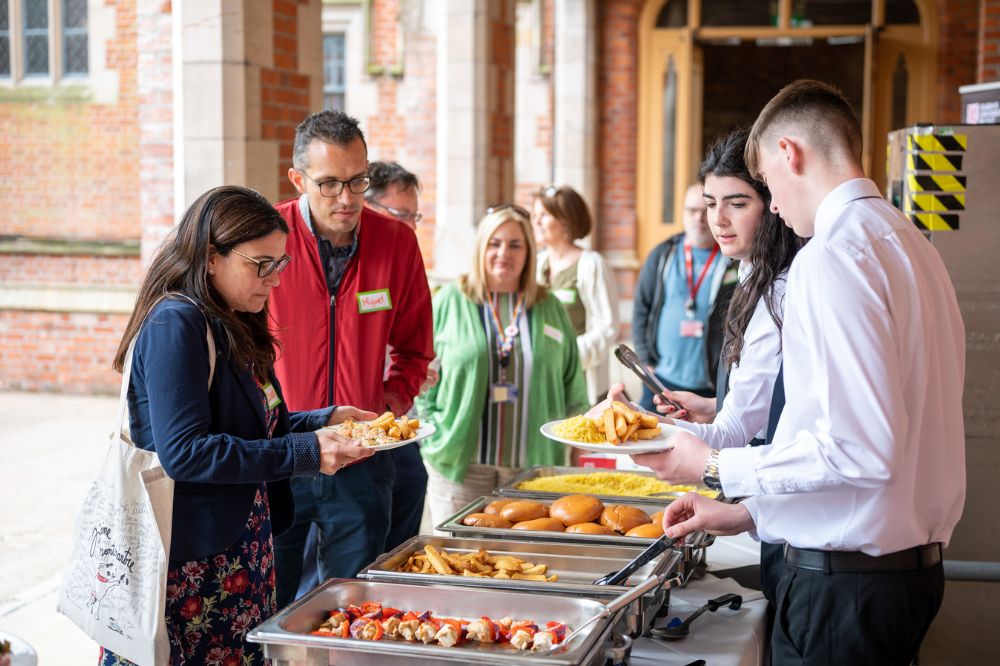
[415,205,589,525]
[531,185,619,404]
[100,185,374,665]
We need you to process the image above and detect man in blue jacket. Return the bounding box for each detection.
[632,184,737,411]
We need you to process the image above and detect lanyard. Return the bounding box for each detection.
[486,292,525,369]
[684,243,720,317]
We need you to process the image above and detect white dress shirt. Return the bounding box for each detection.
[674,262,785,448]
[720,178,966,555]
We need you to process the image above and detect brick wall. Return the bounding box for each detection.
[597,0,642,302]
[265,1,314,201]
[489,0,517,202]
[0,310,128,393]
[0,0,140,241]
[936,0,980,122]
[980,0,1000,82]
[513,0,555,210]
[0,255,142,285]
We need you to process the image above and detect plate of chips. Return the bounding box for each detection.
[327,411,436,452]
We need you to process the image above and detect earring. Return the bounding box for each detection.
[208,270,215,275]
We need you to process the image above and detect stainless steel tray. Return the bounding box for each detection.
[436,495,671,548]
[360,535,683,636]
[496,465,714,504]
[248,578,620,665]
[437,495,714,586]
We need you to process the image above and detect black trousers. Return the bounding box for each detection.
[771,560,944,665]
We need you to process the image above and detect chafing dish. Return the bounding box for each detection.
[248,578,624,665]
[437,495,712,584]
[496,465,711,504]
[360,535,683,636]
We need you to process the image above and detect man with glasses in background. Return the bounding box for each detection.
[365,161,423,231]
[268,110,433,607]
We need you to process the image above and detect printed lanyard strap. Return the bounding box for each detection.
[486,292,525,368]
[684,243,720,314]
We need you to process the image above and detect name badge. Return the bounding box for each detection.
[261,382,282,410]
[679,319,705,338]
[357,289,392,313]
[491,383,518,403]
[554,288,577,305]
[543,324,564,343]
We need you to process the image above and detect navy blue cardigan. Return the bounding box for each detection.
[127,298,332,562]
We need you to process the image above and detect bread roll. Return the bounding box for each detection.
[565,522,615,535]
[511,517,565,532]
[650,510,664,525]
[484,498,517,515]
[625,522,665,538]
[461,512,512,528]
[549,494,604,525]
[499,500,549,523]
[600,505,652,534]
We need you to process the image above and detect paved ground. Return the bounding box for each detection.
[0,390,110,663]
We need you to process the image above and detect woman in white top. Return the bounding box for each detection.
[532,185,619,404]
[653,128,804,448]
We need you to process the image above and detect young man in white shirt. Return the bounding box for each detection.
[634,80,965,664]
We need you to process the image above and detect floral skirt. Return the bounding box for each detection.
[100,484,276,666]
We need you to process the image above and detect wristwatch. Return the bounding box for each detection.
[702,448,722,491]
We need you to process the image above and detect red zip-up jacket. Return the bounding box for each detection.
[269,197,433,414]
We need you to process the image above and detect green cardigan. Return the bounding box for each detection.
[416,283,590,483]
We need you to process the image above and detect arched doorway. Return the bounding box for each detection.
[636,0,937,259]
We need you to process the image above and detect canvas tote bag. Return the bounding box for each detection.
[57,302,215,665]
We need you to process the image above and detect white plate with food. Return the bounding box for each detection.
[325,412,436,452]
[540,402,681,454]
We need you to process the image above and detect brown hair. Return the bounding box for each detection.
[535,185,592,240]
[459,206,546,308]
[745,79,862,179]
[112,186,289,379]
[700,129,805,367]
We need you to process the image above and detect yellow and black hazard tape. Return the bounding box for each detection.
[910,213,959,231]
[906,152,964,172]
[906,174,966,193]
[904,193,966,213]
[907,134,967,153]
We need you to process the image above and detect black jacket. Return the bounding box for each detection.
[632,233,737,390]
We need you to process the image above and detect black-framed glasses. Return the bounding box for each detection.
[485,203,530,219]
[368,200,423,225]
[230,249,291,278]
[299,170,371,198]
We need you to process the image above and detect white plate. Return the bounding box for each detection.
[323,422,436,452]
[539,420,681,454]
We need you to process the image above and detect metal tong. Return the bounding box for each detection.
[594,533,678,586]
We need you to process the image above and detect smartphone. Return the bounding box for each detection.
[613,344,686,413]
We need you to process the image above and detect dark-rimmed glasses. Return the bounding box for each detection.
[368,200,423,225]
[299,170,371,198]
[485,203,530,219]
[230,249,291,278]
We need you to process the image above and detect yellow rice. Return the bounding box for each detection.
[551,416,606,444]
[516,472,716,498]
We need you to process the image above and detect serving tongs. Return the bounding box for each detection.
[533,573,667,655]
[594,533,677,586]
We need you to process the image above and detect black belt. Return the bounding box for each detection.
[784,543,942,574]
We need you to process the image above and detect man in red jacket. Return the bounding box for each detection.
[269,110,433,607]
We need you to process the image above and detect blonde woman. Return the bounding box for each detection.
[532,185,619,403]
[416,205,589,525]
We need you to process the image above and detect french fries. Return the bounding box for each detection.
[394,545,559,582]
[574,401,662,445]
[334,411,421,447]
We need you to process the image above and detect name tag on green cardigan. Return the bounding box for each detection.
[543,324,564,344]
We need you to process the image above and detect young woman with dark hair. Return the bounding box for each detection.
[102,185,374,665]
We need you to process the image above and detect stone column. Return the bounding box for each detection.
[552,0,598,227]
[433,0,516,280]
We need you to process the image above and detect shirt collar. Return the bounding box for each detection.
[813,178,882,237]
[738,259,753,283]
